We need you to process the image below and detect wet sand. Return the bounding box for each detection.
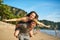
[0,21,60,40]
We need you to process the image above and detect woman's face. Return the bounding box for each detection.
[29,13,36,20]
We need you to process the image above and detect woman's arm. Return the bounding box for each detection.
[3,18,20,22]
[33,19,50,28]
[3,17,26,22]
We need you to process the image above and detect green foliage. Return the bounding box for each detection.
[0,0,27,24]
[0,0,3,4]
[0,4,27,19]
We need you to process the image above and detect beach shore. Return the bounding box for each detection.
[0,21,60,40]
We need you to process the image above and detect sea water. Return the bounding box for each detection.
[40,29,60,38]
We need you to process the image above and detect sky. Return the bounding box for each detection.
[3,0,60,22]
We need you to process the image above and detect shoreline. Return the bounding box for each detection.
[0,21,60,40]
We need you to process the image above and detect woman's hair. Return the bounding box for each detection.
[27,11,38,19]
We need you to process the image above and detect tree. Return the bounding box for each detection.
[0,0,3,4]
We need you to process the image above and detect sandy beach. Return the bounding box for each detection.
[0,21,60,40]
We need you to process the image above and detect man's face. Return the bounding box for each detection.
[31,21,36,27]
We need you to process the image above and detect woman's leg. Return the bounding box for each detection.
[14,24,20,38]
[29,30,34,37]
[14,30,20,38]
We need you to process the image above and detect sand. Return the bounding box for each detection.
[0,21,60,40]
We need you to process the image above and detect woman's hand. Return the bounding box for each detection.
[2,18,18,22]
[45,25,50,28]
[2,19,8,22]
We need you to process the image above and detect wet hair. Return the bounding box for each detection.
[27,11,38,19]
